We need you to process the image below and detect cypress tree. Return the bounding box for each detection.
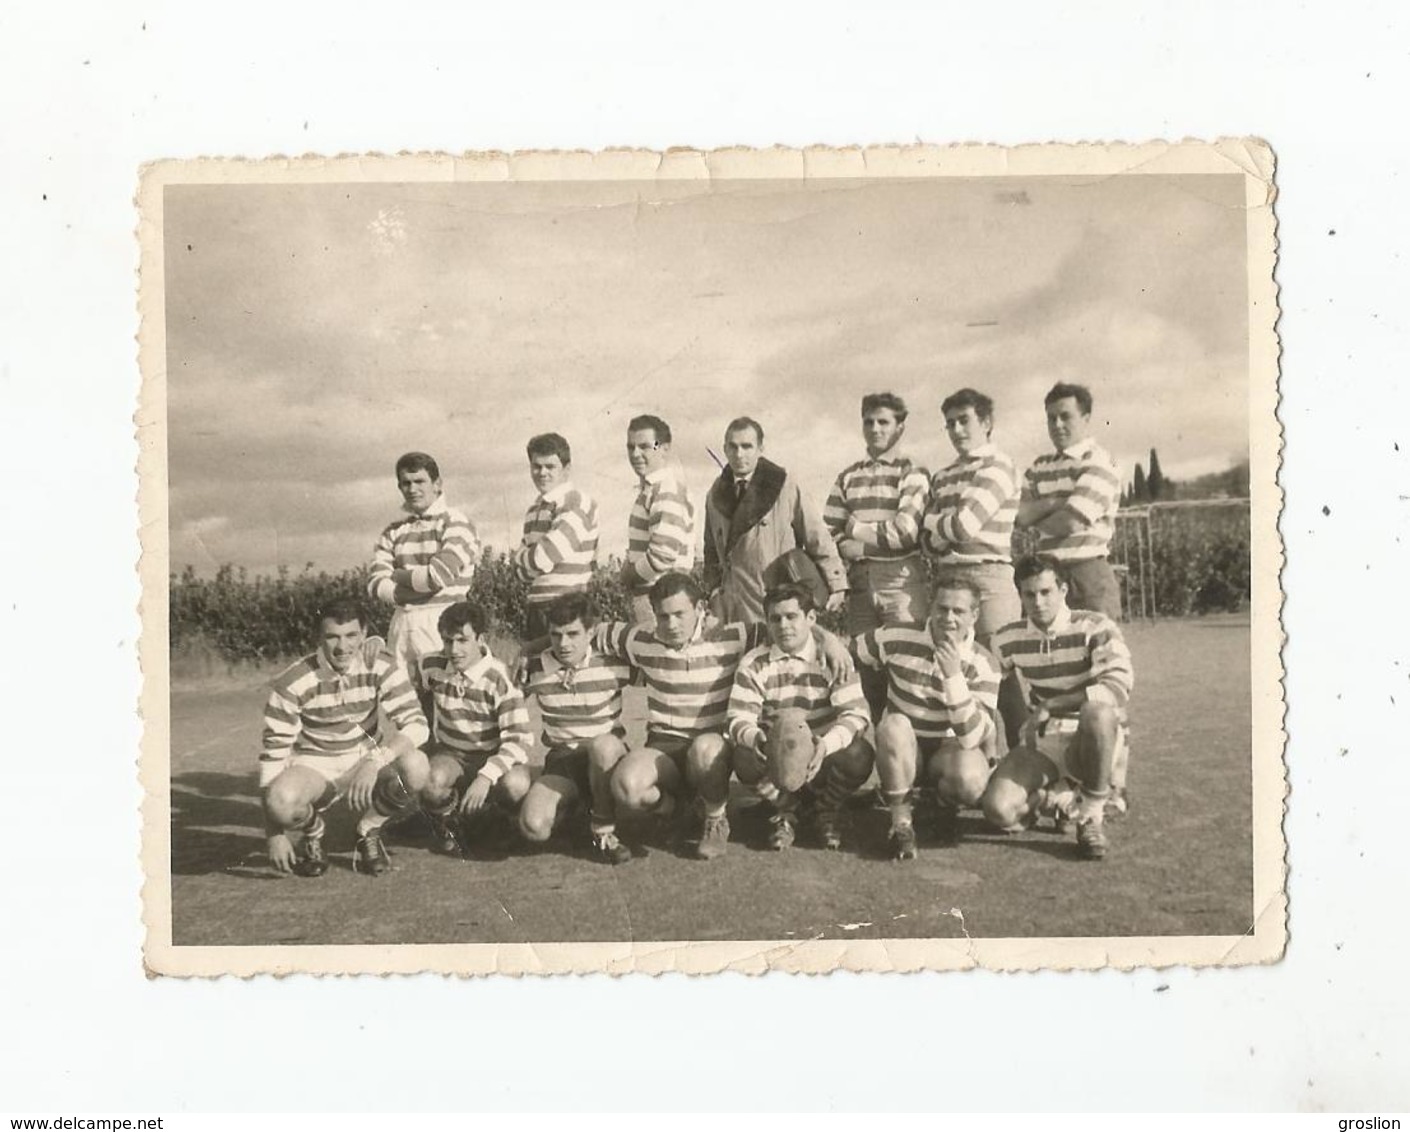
[1147,448,1166,501]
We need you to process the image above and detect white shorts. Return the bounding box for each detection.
[388,604,448,682]
[1034,717,1129,788]
[286,747,376,794]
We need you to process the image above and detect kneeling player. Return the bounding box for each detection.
[728,584,873,851]
[259,600,430,877]
[517,593,636,864]
[419,601,533,857]
[981,554,1134,860]
[856,576,1000,859]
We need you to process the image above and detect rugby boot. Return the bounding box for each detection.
[767,808,797,851]
[590,828,632,866]
[889,820,919,862]
[426,810,465,856]
[812,805,845,851]
[354,828,393,876]
[292,834,330,878]
[695,810,731,861]
[1076,818,1109,861]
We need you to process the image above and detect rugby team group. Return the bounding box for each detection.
[255,382,1135,880]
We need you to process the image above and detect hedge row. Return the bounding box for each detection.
[171,504,1251,664]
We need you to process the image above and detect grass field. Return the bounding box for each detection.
[167,615,1253,945]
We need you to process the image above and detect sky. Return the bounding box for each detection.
[163,172,1250,575]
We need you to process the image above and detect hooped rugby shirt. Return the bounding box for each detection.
[1021,438,1121,561]
[259,637,429,787]
[824,450,930,561]
[991,606,1134,718]
[514,481,600,606]
[727,634,870,757]
[854,625,1000,746]
[626,466,695,586]
[421,649,532,784]
[921,442,1020,565]
[367,495,480,607]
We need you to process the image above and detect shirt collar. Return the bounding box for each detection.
[768,634,819,664]
[542,643,595,673]
[538,479,573,504]
[864,446,908,466]
[445,647,493,686]
[1055,437,1096,460]
[315,647,367,681]
[404,495,449,518]
[641,466,672,487]
[1028,606,1073,636]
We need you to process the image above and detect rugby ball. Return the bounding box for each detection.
[766,708,816,793]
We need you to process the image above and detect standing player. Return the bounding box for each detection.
[581,571,852,861]
[856,577,1001,859]
[367,451,480,712]
[513,433,600,639]
[701,416,846,625]
[516,593,636,865]
[922,389,1021,641]
[981,554,1134,861]
[727,583,873,851]
[620,415,695,626]
[418,601,533,857]
[259,600,430,878]
[824,393,930,717]
[1015,383,1123,620]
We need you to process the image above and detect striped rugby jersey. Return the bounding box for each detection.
[855,625,999,746]
[521,646,634,746]
[593,619,766,741]
[727,636,870,757]
[921,443,1020,564]
[259,636,429,787]
[991,608,1133,717]
[367,496,480,608]
[627,466,695,586]
[824,452,930,561]
[514,482,600,606]
[1021,438,1121,561]
[421,651,532,783]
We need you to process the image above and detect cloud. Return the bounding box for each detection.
[164,174,1254,574]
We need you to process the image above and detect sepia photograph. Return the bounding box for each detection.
[138,142,1284,976]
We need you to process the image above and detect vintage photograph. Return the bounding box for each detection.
[138,143,1284,975]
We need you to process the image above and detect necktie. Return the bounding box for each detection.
[735,478,747,501]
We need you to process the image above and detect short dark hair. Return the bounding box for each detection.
[526,432,572,465]
[724,416,765,446]
[318,599,366,630]
[764,582,816,616]
[649,569,704,609]
[941,388,995,424]
[395,451,441,481]
[437,601,489,640]
[861,392,908,422]
[627,414,672,446]
[1013,553,1068,588]
[1044,382,1093,416]
[545,591,594,630]
[931,573,983,610]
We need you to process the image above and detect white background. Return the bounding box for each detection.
[2,0,1407,1113]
